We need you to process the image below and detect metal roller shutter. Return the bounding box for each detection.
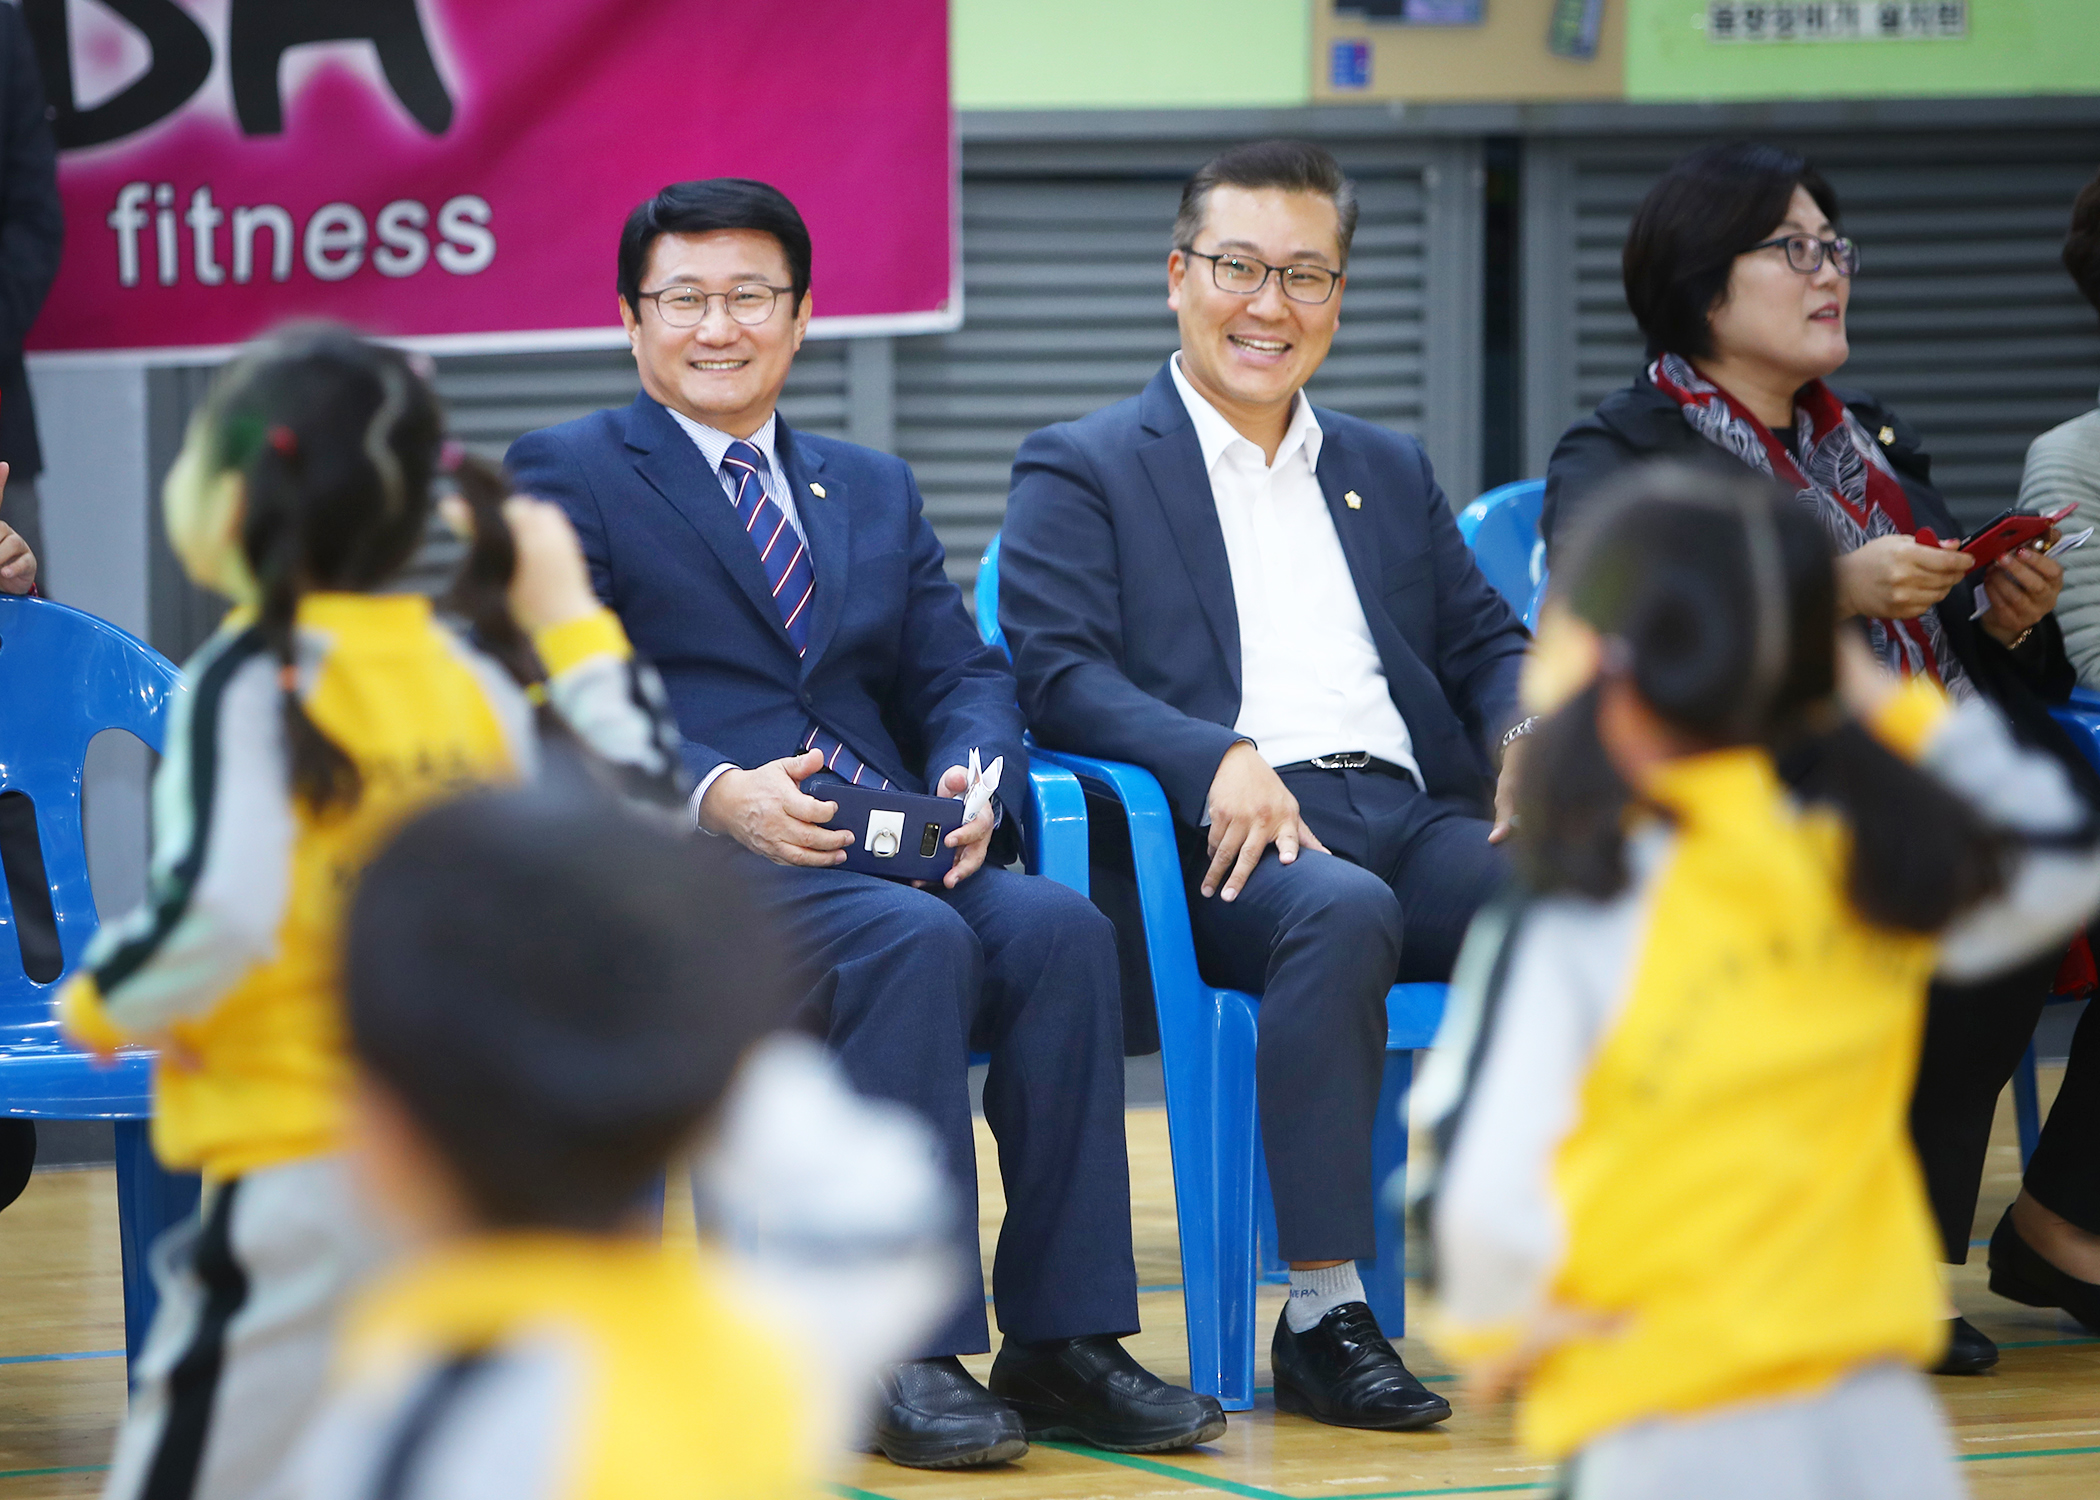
[1522,125,2100,529]
[900,135,1484,590]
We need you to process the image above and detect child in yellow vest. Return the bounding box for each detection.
[59,327,687,1500]
[294,784,818,1500]
[1418,466,2100,1500]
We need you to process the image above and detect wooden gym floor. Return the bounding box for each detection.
[0,1071,2091,1499]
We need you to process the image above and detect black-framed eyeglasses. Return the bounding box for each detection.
[1179,248,1342,305]
[637,282,793,327]
[1745,234,1861,277]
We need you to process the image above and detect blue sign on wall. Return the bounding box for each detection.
[1331,38,1372,89]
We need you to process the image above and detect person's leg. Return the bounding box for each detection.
[1178,776,1397,1265]
[940,867,1136,1344]
[747,860,990,1357]
[1356,776,1512,985]
[1908,954,2058,1262]
[102,1155,382,1500]
[2019,996,2100,1243]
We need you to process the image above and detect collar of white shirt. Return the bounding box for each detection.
[1169,351,1325,478]
[666,406,780,482]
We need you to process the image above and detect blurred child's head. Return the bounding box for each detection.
[1518,461,2002,931]
[166,324,441,610]
[343,785,788,1238]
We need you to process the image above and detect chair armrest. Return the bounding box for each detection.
[1023,763,1088,897]
[2048,700,2100,775]
[1028,749,1208,1007]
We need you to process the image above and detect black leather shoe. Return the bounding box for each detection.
[1272,1302,1452,1431]
[870,1357,1028,1469]
[1931,1316,1999,1375]
[989,1335,1226,1453]
[1990,1206,2100,1335]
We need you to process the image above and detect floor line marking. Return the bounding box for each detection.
[0,1466,111,1480]
[1963,1428,2100,1443]
[1038,1441,1294,1499]
[1324,1484,1553,1498]
[830,1486,903,1500]
[0,1350,123,1366]
[1958,1444,2100,1463]
[1993,1335,2099,1349]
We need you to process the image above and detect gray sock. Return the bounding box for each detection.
[1284,1261,1365,1333]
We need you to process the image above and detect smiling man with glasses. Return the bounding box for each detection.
[506,178,1224,1470]
[1000,140,1532,1433]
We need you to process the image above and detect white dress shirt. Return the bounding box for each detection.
[1168,354,1422,786]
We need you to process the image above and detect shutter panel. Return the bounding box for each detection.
[1523,128,2100,529]
[900,136,1481,589]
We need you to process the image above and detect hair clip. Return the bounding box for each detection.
[439,438,467,474]
[267,425,298,458]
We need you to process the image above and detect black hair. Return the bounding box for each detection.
[2065,166,2100,319]
[1622,141,1843,360]
[1173,139,1359,266]
[345,784,790,1232]
[1519,461,2006,934]
[197,324,539,815]
[616,178,812,317]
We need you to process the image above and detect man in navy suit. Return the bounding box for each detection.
[1001,142,1531,1433]
[507,179,1222,1469]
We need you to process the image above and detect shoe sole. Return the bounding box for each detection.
[1272,1380,1453,1431]
[869,1436,1029,1470]
[1016,1411,1229,1454]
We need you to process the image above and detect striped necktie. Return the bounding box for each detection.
[718,440,889,790]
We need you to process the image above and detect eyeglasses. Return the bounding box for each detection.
[1179,248,1342,305]
[1745,234,1861,277]
[637,282,793,327]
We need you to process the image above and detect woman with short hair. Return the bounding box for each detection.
[1543,141,2100,1375]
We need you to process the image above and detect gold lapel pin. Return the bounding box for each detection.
[810,481,827,498]
[1344,490,1362,510]
[1877,427,1895,446]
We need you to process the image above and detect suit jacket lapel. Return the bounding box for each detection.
[779,427,846,674]
[1313,429,1387,618]
[623,396,790,647]
[1136,366,1242,696]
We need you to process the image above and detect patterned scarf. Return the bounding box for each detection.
[1648,354,1969,698]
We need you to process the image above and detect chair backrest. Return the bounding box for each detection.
[0,596,184,1026]
[976,533,1009,658]
[1457,479,1548,629]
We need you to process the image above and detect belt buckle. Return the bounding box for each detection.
[1308,751,1371,770]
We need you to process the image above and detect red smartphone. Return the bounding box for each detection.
[1916,503,2076,567]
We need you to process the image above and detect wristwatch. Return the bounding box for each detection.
[1500,715,1542,750]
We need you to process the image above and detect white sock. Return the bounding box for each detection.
[1285,1261,1365,1333]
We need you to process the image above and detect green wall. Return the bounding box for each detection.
[1625,0,2100,102]
[952,0,1312,110]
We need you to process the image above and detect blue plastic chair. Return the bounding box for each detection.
[978,535,1441,1409]
[1457,480,1548,629]
[2018,685,2100,1165]
[0,595,200,1365]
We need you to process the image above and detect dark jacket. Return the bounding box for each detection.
[1544,370,2086,781]
[1000,361,1530,828]
[507,395,1030,863]
[0,5,60,476]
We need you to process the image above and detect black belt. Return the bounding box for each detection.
[1278,752,1414,780]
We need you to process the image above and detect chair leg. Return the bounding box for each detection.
[1163,993,1260,1411]
[1253,1131,1286,1280]
[2012,1041,2042,1172]
[1360,1050,1413,1341]
[112,1121,201,1369]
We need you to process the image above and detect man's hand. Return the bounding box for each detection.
[1834,534,1972,621]
[1489,733,1528,845]
[0,462,36,596]
[933,764,995,888]
[1201,741,1326,902]
[1979,540,2063,647]
[698,750,854,867]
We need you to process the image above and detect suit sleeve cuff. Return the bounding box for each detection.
[532,608,631,680]
[58,975,126,1053]
[1867,678,1953,761]
[690,762,739,833]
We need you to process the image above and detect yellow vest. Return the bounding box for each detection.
[1520,747,1946,1456]
[337,1235,815,1500]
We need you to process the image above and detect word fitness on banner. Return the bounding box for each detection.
[1706,1,1966,42]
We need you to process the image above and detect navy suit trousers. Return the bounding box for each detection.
[746,859,1138,1357]
[1177,766,1511,1263]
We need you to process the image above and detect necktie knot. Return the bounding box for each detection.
[721,439,768,492]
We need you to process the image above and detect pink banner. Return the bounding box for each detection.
[26,0,955,355]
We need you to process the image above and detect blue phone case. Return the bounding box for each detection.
[813,781,965,882]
